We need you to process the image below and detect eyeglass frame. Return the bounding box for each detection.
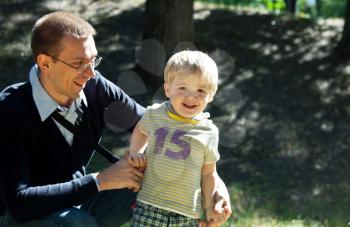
[44,53,102,73]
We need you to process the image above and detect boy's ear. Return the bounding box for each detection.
[208,94,214,103]
[37,54,52,73]
[164,83,170,98]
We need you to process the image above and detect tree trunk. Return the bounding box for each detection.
[144,0,193,57]
[337,0,350,57]
[136,0,194,93]
[284,0,297,14]
[315,0,322,17]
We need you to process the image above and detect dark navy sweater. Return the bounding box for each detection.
[0,71,145,222]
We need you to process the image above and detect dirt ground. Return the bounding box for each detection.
[1,0,349,224]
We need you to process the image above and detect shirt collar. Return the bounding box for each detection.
[29,65,87,121]
[165,101,210,124]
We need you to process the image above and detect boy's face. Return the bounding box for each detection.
[164,73,213,118]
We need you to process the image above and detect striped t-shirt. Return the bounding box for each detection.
[137,101,220,219]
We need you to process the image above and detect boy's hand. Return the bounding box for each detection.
[127,152,147,169]
[96,158,144,192]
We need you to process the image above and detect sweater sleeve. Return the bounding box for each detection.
[90,71,145,133]
[0,107,98,222]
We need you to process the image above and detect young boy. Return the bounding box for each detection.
[127,50,224,226]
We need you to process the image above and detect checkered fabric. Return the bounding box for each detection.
[131,202,200,227]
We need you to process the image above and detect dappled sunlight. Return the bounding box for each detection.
[135,39,166,77]
[194,9,211,20]
[2,13,33,31]
[2,39,31,57]
[226,184,327,227]
[342,65,350,75]
[234,69,255,83]
[214,115,246,148]
[194,6,349,224]
[41,0,82,12]
[213,83,243,112]
[1,0,350,225]
[97,35,123,52]
[209,49,235,84]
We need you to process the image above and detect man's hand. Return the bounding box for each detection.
[126,152,147,169]
[199,201,231,227]
[205,207,227,226]
[199,176,233,226]
[198,219,219,227]
[213,180,232,225]
[96,158,144,192]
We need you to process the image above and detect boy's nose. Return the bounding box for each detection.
[185,91,198,99]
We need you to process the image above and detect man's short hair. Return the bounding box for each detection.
[164,50,219,99]
[31,11,96,62]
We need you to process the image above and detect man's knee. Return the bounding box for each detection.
[41,208,98,227]
[0,208,98,227]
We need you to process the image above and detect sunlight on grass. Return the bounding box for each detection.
[231,216,323,227]
[223,182,349,227]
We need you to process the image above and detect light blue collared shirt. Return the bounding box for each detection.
[29,65,100,190]
[29,65,87,146]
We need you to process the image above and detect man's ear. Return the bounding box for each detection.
[37,54,51,73]
[164,83,170,98]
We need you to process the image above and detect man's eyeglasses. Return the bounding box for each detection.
[45,53,102,73]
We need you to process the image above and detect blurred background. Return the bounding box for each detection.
[1,0,349,226]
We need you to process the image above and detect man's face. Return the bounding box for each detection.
[42,35,98,106]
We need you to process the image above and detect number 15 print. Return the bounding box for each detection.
[154,127,191,160]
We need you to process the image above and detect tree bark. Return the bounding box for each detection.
[143,0,193,57]
[136,0,194,92]
[336,0,350,57]
[315,0,322,17]
[284,0,297,14]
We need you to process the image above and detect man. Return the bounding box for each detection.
[0,12,231,226]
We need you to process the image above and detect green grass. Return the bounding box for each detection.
[2,1,349,226]
[220,181,350,227]
[88,143,350,227]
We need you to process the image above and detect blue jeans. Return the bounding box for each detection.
[0,189,136,227]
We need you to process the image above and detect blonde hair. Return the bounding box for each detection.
[31,11,96,62]
[164,50,218,100]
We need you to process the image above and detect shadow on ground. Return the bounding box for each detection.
[196,8,350,226]
[1,1,349,226]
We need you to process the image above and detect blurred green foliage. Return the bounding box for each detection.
[264,0,285,11]
[195,0,346,18]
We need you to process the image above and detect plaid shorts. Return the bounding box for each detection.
[131,201,199,227]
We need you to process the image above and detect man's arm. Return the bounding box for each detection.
[0,73,146,222]
[214,173,232,224]
[0,114,98,222]
[199,172,232,227]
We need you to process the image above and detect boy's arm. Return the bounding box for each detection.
[127,122,148,168]
[201,162,219,223]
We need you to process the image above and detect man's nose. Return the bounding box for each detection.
[82,63,96,78]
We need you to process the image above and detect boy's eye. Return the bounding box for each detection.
[178,86,186,90]
[198,89,207,94]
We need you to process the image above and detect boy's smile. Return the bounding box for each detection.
[164,73,212,119]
